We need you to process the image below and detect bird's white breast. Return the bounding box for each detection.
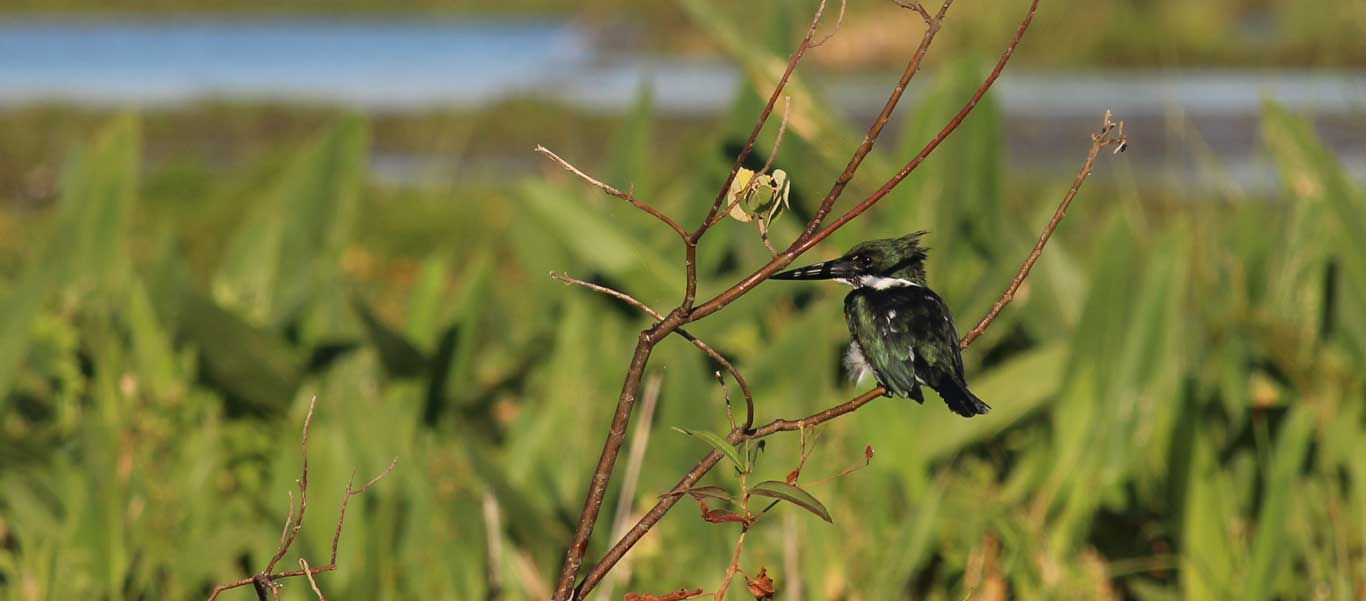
[844,341,873,384]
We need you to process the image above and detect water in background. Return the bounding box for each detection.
[3,18,1364,189]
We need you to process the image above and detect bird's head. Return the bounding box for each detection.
[771,231,929,289]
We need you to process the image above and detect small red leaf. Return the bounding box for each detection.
[697,499,753,525]
[784,469,800,485]
[703,509,752,525]
[745,567,775,599]
[864,445,875,463]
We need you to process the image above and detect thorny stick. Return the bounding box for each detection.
[959,110,1127,347]
[570,109,1124,600]
[536,145,689,241]
[206,397,397,601]
[551,272,755,428]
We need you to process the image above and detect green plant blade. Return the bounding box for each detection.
[352,296,429,378]
[673,427,745,471]
[749,480,832,523]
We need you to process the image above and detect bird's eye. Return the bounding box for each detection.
[858,255,873,267]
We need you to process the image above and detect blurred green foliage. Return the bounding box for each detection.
[2,12,1365,601]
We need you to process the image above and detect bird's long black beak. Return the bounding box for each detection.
[771,258,854,281]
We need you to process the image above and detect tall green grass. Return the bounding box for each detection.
[0,47,1362,601]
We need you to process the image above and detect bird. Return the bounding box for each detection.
[770,231,990,418]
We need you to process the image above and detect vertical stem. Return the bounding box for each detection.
[594,373,665,601]
[552,314,682,600]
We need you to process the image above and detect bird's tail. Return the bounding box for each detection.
[938,378,991,418]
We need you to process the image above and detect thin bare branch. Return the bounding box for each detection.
[551,272,755,429]
[206,401,397,601]
[708,95,793,229]
[551,272,665,320]
[276,491,295,552]
[685,0,841,312]
[809,0,847,48]
[299,559,328,601]
[688,0,1038,324]
[891,0,933,23]
[695,0,831,235]
[558,2,1051,598]
[960,110,1126,347]
[330,458,399,565]
[794,0,1040,256]
[717,371,737,433]
[536,145,688,241]
[571,101,1119,601]
[713,530,749,601]
[263,397,316,576]
[796,0,956,244]
[594,372,664,601]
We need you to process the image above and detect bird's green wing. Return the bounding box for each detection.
[902,287,967,382]
[843,289,923,399]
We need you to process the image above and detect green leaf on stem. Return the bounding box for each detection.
[673,428,745,471]
[749,480,832,523]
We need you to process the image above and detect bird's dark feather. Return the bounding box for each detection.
[843,286,990,417]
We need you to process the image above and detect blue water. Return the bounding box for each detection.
[3,19,1364,189]
[3,18,1365,118]
[0,19,593,107]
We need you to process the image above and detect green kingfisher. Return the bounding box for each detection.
[771,232,990,418]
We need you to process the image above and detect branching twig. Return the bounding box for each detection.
[263,398,315,576]
[713,530,749,601]
[790,0,1040,258]
[568,109,1125,599]
[809,0,847,48]
[708,95,793,229]
[891,0,934,23]
[695,0,832,236]
[206,398,397,601]
[797,0,956,244]
[535,145,689,241]
[299,559,327,601]
[686,0,1039,324]
[551,1,1059,598]
[684,0,841,312]
[550,272,755,428]
[960,110,1127,346]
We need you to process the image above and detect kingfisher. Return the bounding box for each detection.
[771,232,990,417]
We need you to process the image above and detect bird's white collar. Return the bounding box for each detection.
[844,275,920,289]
